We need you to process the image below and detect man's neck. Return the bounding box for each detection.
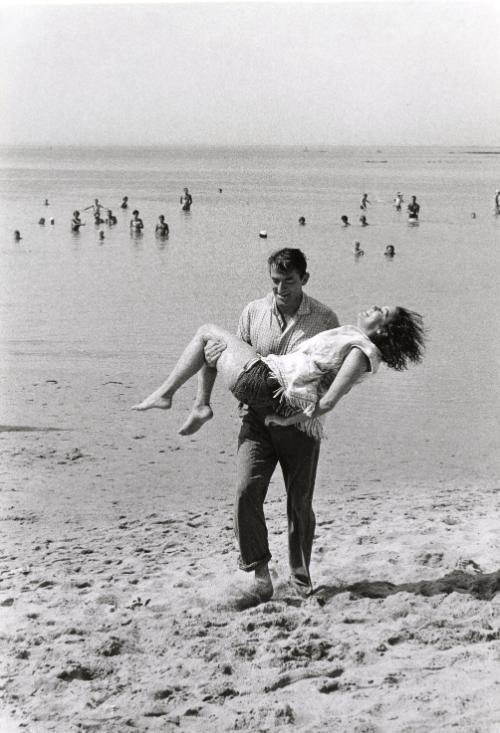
[275,293,303,320]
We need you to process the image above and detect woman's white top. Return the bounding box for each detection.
[261,325,382,439]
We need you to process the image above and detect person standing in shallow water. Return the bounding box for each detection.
[155,215,169,237]
[71,211,85,232]
[407,195,420,222]
[84,198,104,223]
[130,210,144,232]
[394,192,404,211]
[180,187,193,211]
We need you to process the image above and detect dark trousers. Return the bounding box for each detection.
[234,405,321,589]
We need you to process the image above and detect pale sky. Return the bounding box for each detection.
[1,1,499,146]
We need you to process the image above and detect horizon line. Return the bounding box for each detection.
[1,142,499,150]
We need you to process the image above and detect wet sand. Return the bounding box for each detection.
[1,373,500,732]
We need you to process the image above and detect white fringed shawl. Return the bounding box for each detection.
[261,325,382,439]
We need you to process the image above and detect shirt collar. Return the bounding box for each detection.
[266,291,311,315]
[266,291,311,331]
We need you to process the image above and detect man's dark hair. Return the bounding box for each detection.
[268,248,308,278]
[371,307,426,371]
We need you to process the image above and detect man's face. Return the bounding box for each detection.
[270,266,307,310]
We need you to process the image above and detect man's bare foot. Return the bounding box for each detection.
[228,578,274,611]
[178,405,213,435]
[131,394,172,411]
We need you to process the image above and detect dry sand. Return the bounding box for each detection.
[1,373,500,732]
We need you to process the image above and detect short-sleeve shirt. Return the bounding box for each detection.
[237,292,339,356]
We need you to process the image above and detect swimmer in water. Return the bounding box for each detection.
[106,210,117,225]
[353,241,364,256]
[384,245,395,257]
[14,230,22,241]
[130,210,144,231]
[84,198,105,224]
[394,192,403,211]
[50,218,55,225]
[99,231,105,241]
[341,215,351,227]
[44,199,49,206]
[120,196,129,210]
[71,211,85,232]
[39,218,46,226]
[298,217,306,225]
[360,193,370,211]
[84,198,104,217]
[494,190,500,215]
[407,196,420,222]
[155,215,170,237]
[359,215,369,227]
[180,187,193,211]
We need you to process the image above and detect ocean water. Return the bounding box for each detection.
[1,145,499,493]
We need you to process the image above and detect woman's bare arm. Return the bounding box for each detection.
[265,348,369,427]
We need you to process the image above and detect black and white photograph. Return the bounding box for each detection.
[1,1,500,731]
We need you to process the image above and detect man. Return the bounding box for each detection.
[207,249,339,605]
[407,195,420,221]
[180,187,193,211]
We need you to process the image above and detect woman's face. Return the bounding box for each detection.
[357,305,397,335]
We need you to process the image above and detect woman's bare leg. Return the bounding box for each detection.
[178,364,217,435]
[132,324,256,432]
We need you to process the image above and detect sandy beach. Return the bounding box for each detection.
[1,370,500,733]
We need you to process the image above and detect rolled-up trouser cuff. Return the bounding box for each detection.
[238,552,272,573]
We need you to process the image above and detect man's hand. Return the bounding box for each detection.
[204,338,227,368]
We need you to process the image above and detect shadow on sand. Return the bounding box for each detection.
[0,425,70,433]
[313,569,500,604]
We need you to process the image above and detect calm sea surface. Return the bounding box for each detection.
[1,145,499,493]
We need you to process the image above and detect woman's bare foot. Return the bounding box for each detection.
[178,405,213,435]
[131,393,172,411]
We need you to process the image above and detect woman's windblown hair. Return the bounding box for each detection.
[373,307,426,371]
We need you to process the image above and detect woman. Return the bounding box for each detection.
[130,210,144,231]
[133,306,425,439]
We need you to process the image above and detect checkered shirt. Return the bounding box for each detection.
[237,292,339,356]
